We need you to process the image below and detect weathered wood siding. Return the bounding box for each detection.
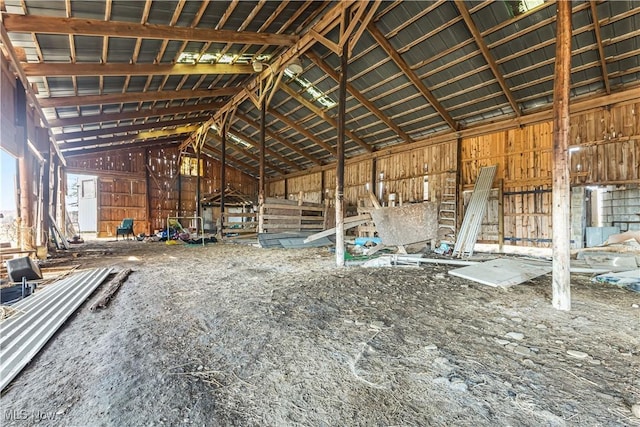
[66,147,257,236]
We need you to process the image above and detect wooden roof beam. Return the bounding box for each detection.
[307,50,413,145]
[454,0,521,117]
[38,87,237,108]
[55,116,206,142]
[23,62,253,77]
[366,22,458,131]
[267,109,337,157]
[2,13,299,46]
[202,144,260,178]
[589,0,610,95]
[280,84,373,153]
[227,129,302,172]
[195,1,354,140]
[49,103,218,128]
[59,127,198,151]
[63,136,183,157]
[235,112,322,166]
[207,133,286,176]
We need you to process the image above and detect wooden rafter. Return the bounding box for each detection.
[228,129,301,172]
[59,127,197,151]
[2,13,299,46]
[55,116,206,142]
[280,84,372,153]
[62,136,183,157]
[23,63,254,77]
[454,0,521,116]
[207,132,286,176]
[49,104,218,128]
[267,109,337,157]
[307,50,412,144]
[589,0,610,95]
[38,88,237,108]
[202,144,260,177]
[234,112,321,166]
[367,22,458,131]
[195,1,353,140]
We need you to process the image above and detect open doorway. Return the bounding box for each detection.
[66,174,98,236]
[0,149,18,245]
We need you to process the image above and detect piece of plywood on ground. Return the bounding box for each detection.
[448,258,552,287]
[369,202,438,246]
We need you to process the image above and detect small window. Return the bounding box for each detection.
[505,0,544,18]
[180,157,203,177]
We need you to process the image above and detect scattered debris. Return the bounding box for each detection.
[258,232,332,249]
[453,165,497,257]
[369,202,439,247]
[448,258,552,287]
[0,268,112,391]
[592,269,640,292]
[90,268,133,311]
[567,350,589,360]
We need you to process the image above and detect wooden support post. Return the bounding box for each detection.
[455,137,463,237]
[144,149,152,234]
[41,152,51,248]
[51,155,59,224]
[194,148,202,221]
[258,95,266,233]
[498,178,504,253]
[335,13,349,267]
[220,125,227,236]
[370,158,377,197]
[552,0,572,311]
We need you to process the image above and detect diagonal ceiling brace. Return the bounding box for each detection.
[454,0,521,117]
[589,0,610,95]
[280,84,373,153]
[307,50,413,144]
[367,22,458,131]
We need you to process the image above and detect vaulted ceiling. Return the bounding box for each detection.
[1,0,639,178]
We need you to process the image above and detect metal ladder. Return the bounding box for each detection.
[437,174,457,244]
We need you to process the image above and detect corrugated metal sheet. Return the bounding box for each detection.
[0,268,113,391]
[453,165,497,258]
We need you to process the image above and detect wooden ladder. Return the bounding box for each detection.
[437,175,457,244]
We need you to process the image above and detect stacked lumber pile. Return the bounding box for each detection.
[260,198,324,233]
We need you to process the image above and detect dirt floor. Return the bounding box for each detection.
[1,238,639,426]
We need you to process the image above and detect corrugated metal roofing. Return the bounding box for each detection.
[2,0,639,178]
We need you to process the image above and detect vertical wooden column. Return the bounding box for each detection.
[258,96,266,232]
[40,131,51,247]
[196,147,201,224]
[51,155,59,223]
[335,19,349,267]
[552,0,572,311]
[220,124,227,236]
[144,149,152,234]
[498,178,504,253]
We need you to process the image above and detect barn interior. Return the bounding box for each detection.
[0,1,639,425]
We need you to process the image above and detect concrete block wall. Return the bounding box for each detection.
[570,187,586,248]
[601,185,640,231]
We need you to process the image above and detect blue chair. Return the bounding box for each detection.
[116,218,134,240]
